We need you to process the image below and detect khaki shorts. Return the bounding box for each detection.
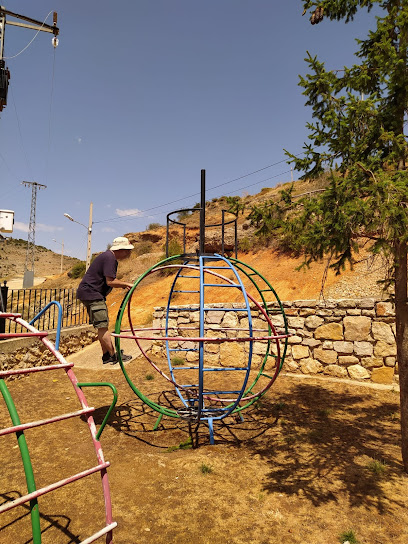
[82,300,109,329]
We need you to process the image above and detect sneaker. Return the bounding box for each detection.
[119,350,132,362]
[102,352,118,365]
[102,351,132,365]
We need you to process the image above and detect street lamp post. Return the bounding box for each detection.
[52,238,64,274]
[64,202,93,270]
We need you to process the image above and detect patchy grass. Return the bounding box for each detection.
[339,529,360,544]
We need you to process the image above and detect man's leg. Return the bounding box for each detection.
[97,327,115,357]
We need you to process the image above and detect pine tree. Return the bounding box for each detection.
[283,1,408,470]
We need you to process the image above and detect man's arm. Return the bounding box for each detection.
[106,277,133,290]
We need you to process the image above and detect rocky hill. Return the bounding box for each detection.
[0,237,81,282]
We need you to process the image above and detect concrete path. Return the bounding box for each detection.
[68,335,152,371]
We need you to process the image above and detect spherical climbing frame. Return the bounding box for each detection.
[114,170,289,444]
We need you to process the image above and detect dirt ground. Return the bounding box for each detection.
[1,358,407,544]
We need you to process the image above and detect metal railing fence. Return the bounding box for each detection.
[0,285,88,334]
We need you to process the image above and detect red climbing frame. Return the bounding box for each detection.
[0,312,116,543]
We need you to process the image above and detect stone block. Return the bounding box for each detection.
[374,340,397,357]
[314,322,343,340]
[371,366,394,385]
[287,316,305,329]
[253,341,268,355]
[314,348,337,365]
[222,312,239,328]
[284,308,299,316]
[323,364,348,378]
[337,299,357,308]
[316,309,333,317]
[287,335,303,344]
[338,355,359,365]
[333,341,354,354]
[186,350,199,362]
[300,358,322,374]
[346,309,362,316]
[206,311,224,324]
[385,356,396,367]
[294,300,318,308]
[347,364,370,380]
[305,315,324,329]
[334,310,347,316]
[376,301,394,317]
[359,298,375,309]
[284,360,299,372]
[303,338,321,348]
[291,345,310,360]
[354,341,373,357]
[343,316,371,341]
[299,309,316,317]
[372,321,395,344]
[360,357,384,369]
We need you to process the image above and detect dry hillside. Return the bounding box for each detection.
[0,237,81,282]
[3,180,391,323]
[35,179,390,327]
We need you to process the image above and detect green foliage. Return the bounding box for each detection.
[246,3,408,280]
[366,458,387,477]
[238,236,252,253]
[285,2,408,470]
[338,529,360,544]
[145,373,154,381]
[171,356,185,366]
[176,209,191,221]
[147,222,162,230]
[166,437,192,452]
[167,239,183,256]
[226,195,246,216]
[200,463,213,474]
[157,239,184,276]
[69,262,86,279]
[135,242,152,256]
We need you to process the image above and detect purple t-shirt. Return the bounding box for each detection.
[77,250,118,301]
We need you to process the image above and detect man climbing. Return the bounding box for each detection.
[77,236,134,364]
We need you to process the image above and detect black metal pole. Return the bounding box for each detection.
[199,169,206,255]
[0,280,8,336]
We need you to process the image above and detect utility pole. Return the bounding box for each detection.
[22,181,46,288]
[0,6,59,111]
[86,202,93,271]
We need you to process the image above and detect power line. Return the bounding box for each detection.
[94,166,297,226]
[45,45,57,184]
[9,83,32,178]
[94,154,303,225]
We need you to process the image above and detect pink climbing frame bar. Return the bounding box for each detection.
[0,406,95,436]
[0,462,111,514]
[1,312,116,543]
[0,362,74,377]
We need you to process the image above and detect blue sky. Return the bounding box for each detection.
[1,1,379,261]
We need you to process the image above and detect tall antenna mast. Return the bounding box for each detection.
[22,181,46,288]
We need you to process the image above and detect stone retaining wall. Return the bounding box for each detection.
[0,325,97,378]
[151,298,398,385]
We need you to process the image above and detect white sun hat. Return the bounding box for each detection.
[110,236,134,250]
